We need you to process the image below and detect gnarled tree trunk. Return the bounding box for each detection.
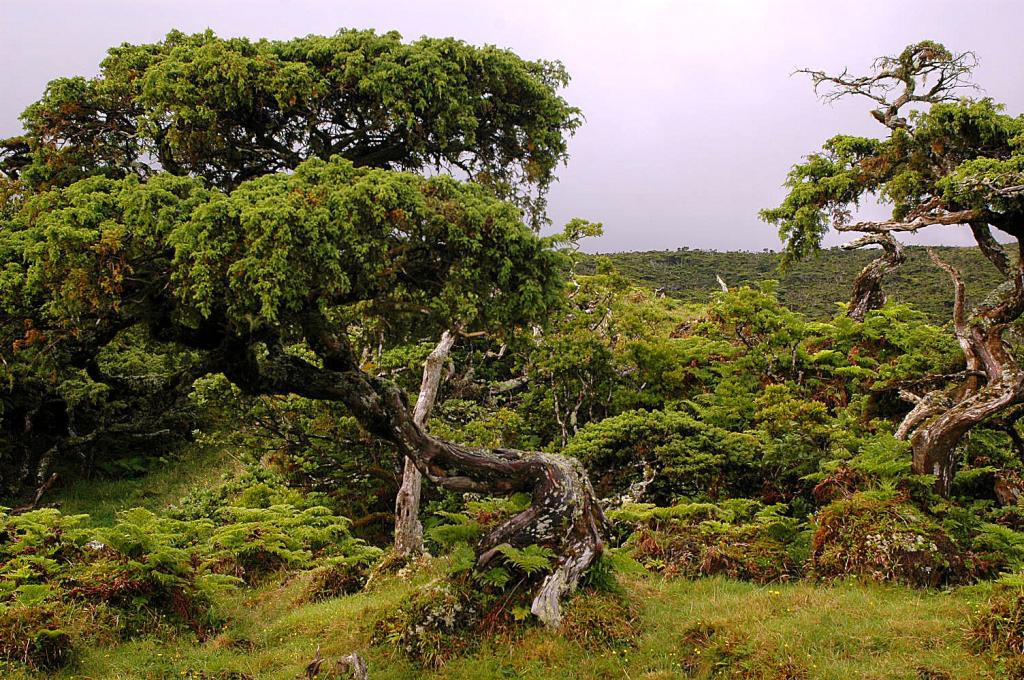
[898,247,1024,496]
[394,330,456,558]
[219,319,608,627]
[842,233,905,322]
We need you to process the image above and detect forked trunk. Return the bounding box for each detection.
[394,330,456,558]
[901,248,1024,497]
[220,324,608,627]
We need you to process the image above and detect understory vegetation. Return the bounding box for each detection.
[5,269,1024,677]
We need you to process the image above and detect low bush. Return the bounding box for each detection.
[371,576,486,669]
[301,558,373,602]
[810,492,967,586]
[615,501,808,584]
[560,590,640,651]
[0,502,379,672]
[967,589,1024,679]
[564,409,761,502]
[0,605,73,671]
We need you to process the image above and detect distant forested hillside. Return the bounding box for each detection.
[585,246,1008,321]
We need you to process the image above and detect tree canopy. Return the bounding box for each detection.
[0,29,580,226]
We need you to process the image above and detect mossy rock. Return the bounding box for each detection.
[811,493,966,587]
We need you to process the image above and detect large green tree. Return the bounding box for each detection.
[0,28,579,488]
[762,41,1024,496]
[0,30,603,624]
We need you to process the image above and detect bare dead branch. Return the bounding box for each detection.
[797,42,979,130]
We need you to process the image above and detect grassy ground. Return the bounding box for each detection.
[25,449,1009,679]
[50,444,241,526]
[24,570,1001,680]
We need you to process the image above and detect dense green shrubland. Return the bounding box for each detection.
[3,26,1023,677]
[587,245,1008,323]
[7,266,1024,675]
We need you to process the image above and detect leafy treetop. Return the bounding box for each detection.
[1,29,581,227]
[3,157,566,353]
[762,41,1024,265]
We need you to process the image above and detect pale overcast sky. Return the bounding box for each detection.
[2,0,1022,252]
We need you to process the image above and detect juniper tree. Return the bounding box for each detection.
[0,30,604,623]
[762,41,1024,496]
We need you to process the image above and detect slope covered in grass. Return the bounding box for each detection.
[50,445,242,527]
[25,568,1002,680]
[587,246,1007,322]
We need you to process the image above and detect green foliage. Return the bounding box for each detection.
[426,494,532,551]
[0,26,580,501]
[161,157,564,336]
[615,500,808,584]
[172,464,332,520]
[559,590,640,651]
[203,505,378,582]
[493,544,555,576]
[812,432,915,497]
[565,408,760,502]
[371,578,486,669]
[0,499,379,673]
[3,29,580,224]
[430,399,535,450]
[581,246,1007,323]
[969,589,1024,661]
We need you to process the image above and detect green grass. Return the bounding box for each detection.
[49,444,241,526]
[30,569,1004,680]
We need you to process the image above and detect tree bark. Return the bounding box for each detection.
[910,376,1024,496]
[842,233,905,322]
[903,248,1024,496]
[218,325,608,627]
[394,330,456,558]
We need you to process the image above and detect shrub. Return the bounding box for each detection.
[560,590,640,651]
[564,409,760,502]
[0,502,380,672]
[371,578,484,669]
[203,505,378,582]
[968,589,1024,673]
[616,501,807,584]
[301,558,372,602]
[810,493,966,586]
[0,605,73,671]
